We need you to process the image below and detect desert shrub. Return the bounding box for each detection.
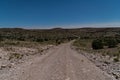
[113,57,119,62]
[0,34,3,41]
[4,41,19,45]
[92,39,103,49]
[116,38,120,43]
[56,39,62,45]
[35,38,44,42]
[92,37,118,49]
[103,37,118,48]
[106,38,118,48]
[9,53,23,60]
[113,52,120,57]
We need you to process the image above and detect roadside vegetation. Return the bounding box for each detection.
[0,28,76,46]
[0,28,120,62]
[0,27,120,45]
[0,28,120,79]
[73,37,120,79]
[0,28,120,60]
[73,37,120,62]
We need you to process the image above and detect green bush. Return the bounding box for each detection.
[92,39,103,49]
[0,34,3,41]
[103,37,118,48]
[107,38,118,48]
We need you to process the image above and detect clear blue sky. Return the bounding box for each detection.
[0,0,120,28]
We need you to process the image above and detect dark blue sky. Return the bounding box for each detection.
[0,0,120,28]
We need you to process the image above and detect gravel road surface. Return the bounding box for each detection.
[0,43,115,80]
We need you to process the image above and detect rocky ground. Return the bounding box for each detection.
[0,42,114,80]
[0,44,54,72]
[73,47,120,80]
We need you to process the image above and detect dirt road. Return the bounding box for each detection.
[0,43,115,80]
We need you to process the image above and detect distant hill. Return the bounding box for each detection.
[0,27,120,42]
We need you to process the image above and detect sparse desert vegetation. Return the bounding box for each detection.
[73,38,120,79]
[0,40,54,71]
[0,28,120,80]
